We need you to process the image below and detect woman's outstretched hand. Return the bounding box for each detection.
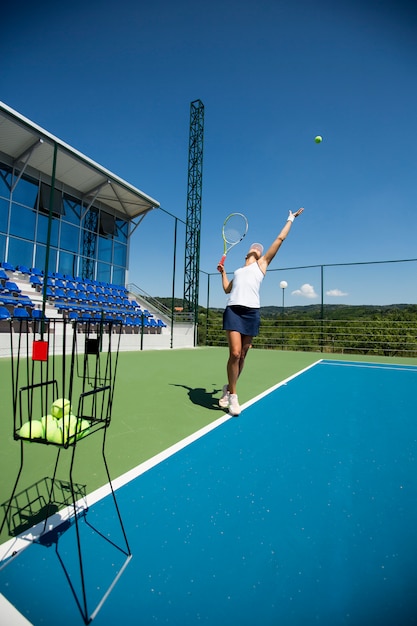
[289,207,304,220]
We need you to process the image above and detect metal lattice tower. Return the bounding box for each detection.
[82,209,98,279]
[183,99,204,325]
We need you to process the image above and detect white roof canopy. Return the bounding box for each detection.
[0,101,160,219]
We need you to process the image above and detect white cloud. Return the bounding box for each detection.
[326,289,348,297]
[291,283,318,299]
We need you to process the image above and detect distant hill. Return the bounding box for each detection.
[259,303,417,319]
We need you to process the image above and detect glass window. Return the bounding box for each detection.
[115,218,128,242]
[112,266,125,287]
[35,244,57,275]
[0,167,12,199]
[62,197,81,226]
[96,262,111,284]
[113,242,127,266]
[10,204,36,239]
[38,184,64,216]
[36,211,59,246]
[0,198,9,233]
[0,233,6,262]
[98,235,112,263]
[58,251,78,278]
[8,236,34,269]
[60,222,79,253]
[12,176,38,208]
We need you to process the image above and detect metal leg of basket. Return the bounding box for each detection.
[42,447,63,534]
[66,426,131,624]
[0,441,25,536]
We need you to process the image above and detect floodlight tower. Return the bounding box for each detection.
[183,99,204,337]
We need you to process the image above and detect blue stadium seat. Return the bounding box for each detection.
[66,289,79,301]
[13,307,30,319]
[1,261,15,271]
[0,293,17,306]
[0,305,11,320]
[5,281,21,294]
[31,309,48,321]
[17,295,34,307]
[30,274,42,287]
[53,288,67,301]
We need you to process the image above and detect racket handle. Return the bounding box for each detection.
[218,254,226,267]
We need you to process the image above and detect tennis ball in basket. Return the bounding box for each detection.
[19,420,43,439]
[48,427,64,445]
[76,419,90,439]
[58,414,78,438]
[40,414,57,436]
[51,398,71,419]
[314,135,323,143]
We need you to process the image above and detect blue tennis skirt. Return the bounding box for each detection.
[223,305,261,337]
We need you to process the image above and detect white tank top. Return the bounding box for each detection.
[227,262,264,308]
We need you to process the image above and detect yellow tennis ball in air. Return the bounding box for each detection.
[19,420,43,440]
[51,398,71,419]
[315,135,323,143]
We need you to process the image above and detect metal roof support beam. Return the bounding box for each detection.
[81,180,110,219]
[11,138,44,192]
[108,180,129,215]
[128,212,149,239]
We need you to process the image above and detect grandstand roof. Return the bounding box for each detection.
[0,101,160,219]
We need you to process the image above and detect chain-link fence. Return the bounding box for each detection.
[200,259,417,357]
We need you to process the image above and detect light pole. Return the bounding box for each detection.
[279,280,288,349]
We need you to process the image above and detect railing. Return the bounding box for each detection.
[127,283,195,323]
[204,317,417,357]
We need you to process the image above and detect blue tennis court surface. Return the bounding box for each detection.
[1,359,417,625]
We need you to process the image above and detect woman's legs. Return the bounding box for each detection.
[226,330,252,394]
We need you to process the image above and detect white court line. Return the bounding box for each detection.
[0,594,33,625]
[321,359,417,372]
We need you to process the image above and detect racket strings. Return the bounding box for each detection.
[223,215,247,244]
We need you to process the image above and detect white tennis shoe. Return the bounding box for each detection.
[219,384,230,408]
[228,394,241,416]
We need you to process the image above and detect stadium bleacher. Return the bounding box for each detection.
[0,261,167,333]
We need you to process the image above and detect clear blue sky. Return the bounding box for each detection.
[2,0,417,308]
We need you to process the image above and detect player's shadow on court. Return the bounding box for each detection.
[171,384,223,410]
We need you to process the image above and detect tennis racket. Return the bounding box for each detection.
[218,212,248,267]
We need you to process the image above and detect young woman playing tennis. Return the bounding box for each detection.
[217,208,304,416]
